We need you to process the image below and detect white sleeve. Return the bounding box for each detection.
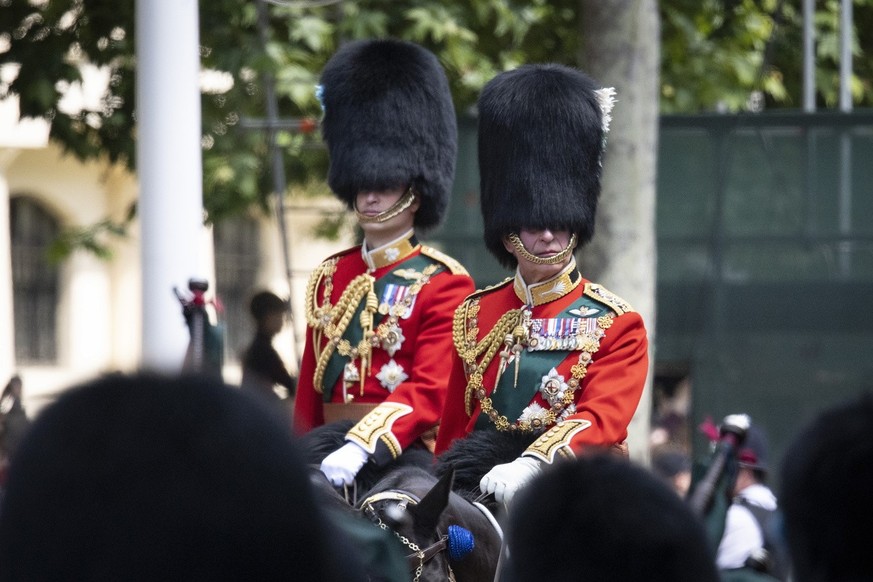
[716,504,764,569]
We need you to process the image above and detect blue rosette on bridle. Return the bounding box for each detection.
[447,525,475,561]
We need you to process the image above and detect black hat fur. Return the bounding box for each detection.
[319,39,457,230]
[478,64,607,268]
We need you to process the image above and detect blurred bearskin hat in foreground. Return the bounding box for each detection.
[477,64,615,268]
[318,39,457,230]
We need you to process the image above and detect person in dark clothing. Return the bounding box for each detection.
[0,375,31,494]
[0,375,30,460]
[0,372,365,582]
[780,392,873,582]
[241,290,297,409]
[500,453,719,582]
[651,449,692,497]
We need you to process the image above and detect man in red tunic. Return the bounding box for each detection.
[435,64,649,506]
[293,39,475,486]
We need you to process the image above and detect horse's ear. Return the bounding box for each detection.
[410,467,455,536]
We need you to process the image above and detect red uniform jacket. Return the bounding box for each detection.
[435,267,648,463]
[295,234,474,465]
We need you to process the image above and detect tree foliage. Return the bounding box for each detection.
[1,0,871,226]
[661,0,873,112]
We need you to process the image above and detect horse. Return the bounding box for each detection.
[299,421,505,581]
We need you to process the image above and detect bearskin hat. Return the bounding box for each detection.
[477,64,614,268]
[318,39,457,230]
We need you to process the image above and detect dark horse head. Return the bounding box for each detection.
[297,421,502,581]
[358,466,501,582]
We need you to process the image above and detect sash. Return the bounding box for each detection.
[321,253,441,401]
[474,294,610,431]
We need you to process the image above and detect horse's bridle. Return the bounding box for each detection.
[359,490,456,582]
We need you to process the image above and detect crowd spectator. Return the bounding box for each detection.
[240,290,297,412]
[501,453,720,581]
[651,448,692,497]
[780,392,873,582]
[0,372,364,581]
[0,375,30,462]
[717,423,787,580]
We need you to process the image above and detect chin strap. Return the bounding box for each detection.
[355,187,416,224]
[507,232,577,265]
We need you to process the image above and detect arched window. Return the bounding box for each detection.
[214,217,260,363]
[10,196,61,364]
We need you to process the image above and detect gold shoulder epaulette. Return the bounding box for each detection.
[420,245,469,276]
[583,283,635,315]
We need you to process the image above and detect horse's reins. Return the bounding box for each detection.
[471,489,504,540]
[472,488,508,580]
[359,489,455,582]
[341,480,358,506]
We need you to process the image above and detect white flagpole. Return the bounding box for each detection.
[136,0,210,371]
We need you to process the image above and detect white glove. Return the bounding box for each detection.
[480,456,543,508]
[320,441,370,487]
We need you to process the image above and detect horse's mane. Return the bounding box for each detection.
[297,419,355,464]
[296,420,436,493]
[435,429,536,499]
[366,464,437,495]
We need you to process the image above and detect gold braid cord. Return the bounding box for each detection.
[507,232,577,266]
[452,294,615,433]
[305,259,376,393]
[305,257,439,393]
[453,299,523,417]
[354,187,416,224]
[305,258,339,351]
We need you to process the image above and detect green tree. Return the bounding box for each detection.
[2,0,870,228]
[0,0,598,230]
[661,0,873,112]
